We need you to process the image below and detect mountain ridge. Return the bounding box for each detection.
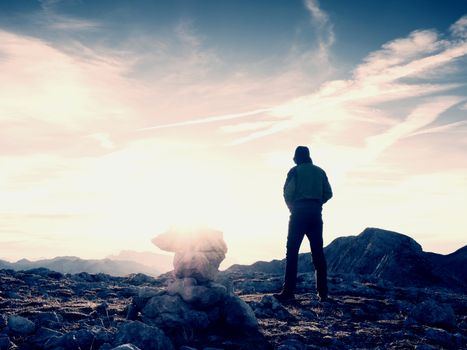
[227,227,466,290]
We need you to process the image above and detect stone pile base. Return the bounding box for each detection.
[126,275,266,349]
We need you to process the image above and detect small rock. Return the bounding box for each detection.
[99,343,113,350]
[34,312,63,326]
[174,282,227,308]
[424,327,453,346]
[251,295,293,320]
[30,327,63,347]
[138,287,162,299]
[90,326,115,344]
[142,294,186,318]
[114,321,174,350]
[7,315,35,335]
[44,329,95,350]
[134,287,163,309]
[167,277,197,295]
[111,344,142,350]
[173,251,220,282]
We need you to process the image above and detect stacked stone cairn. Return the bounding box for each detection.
[126,226,260,348]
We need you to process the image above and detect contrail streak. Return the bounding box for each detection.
[133,108,271,132]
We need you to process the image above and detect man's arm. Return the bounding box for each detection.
[322,172,333,204]
[283,168,296,210]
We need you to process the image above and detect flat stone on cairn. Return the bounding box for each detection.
[152,226,227,282]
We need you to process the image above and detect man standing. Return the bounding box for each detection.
[275,146,333,302]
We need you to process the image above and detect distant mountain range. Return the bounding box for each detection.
[0,249,174,277]
[0,256,161,277]
[227,227,466,290]
[106,250,173,273]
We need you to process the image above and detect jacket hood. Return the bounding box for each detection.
[293,146,313,165]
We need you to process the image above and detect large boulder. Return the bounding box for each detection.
[223,295,259,333]
[408,299,456,328]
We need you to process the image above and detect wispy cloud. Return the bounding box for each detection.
[137,15,467,159]
[38,0,99,31]
[303,0,335,63]
[450,14,467,38]
[134,108,271,131]
[46,16,99,31]
[408,120,467,137]
[365,96,462,158]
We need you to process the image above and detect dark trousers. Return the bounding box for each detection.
[283,201,328,297]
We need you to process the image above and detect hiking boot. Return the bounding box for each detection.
[273,292,296,303]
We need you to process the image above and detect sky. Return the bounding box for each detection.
[0,0,466,265]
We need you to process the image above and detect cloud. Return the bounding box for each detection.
[450,15,467,38]
[304,0,335,71]
[36,0,99,31]
[46,16,99,31]
[303,0,335,62]
[134,108,271,131]
[0,30,133,126]
[0,30,147,157]
[353,30,443,80]
[408,120,467,137]
[140,17,467,155]
[126,19,221,83]
[365,96,462,158]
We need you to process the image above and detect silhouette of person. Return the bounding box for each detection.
[275,146,333,302]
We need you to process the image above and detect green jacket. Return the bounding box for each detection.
[283,162,333,210]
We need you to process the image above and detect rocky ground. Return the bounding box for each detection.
[0,268,465,350]
[229,271,466,349]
